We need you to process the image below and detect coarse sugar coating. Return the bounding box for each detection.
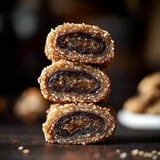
[42,103,116,145]
[44,22,114,65]
[38,60,111,103]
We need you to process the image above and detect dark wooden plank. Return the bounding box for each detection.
[0,123,160,160]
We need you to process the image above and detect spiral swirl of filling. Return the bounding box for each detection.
[57,32,106,55]
[54,111,105,138]
[42,103,116,144]
[47,70,101,94]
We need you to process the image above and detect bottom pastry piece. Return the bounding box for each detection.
[42,103,116,145]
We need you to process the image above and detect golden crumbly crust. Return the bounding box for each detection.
[44,22,114,65]
[38,60,110,103]
[42,103,116,145]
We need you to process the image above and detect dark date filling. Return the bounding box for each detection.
[54,111,105,137]
[47,70,101,94]
[57,32,106,55]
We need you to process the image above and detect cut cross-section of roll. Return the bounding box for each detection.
[44,23,114,65]
[38,60,110,103]
[42,103,116,145]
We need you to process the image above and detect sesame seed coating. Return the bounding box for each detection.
[42,103,116,145]
[38,60,110,103]
[44,23,114,65]
[38,22,116,145]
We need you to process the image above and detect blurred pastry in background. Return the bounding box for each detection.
[118,71,160,129]
[123,94,160,115]
[123,71,160,115]
[146,99,160,115]
[137,71,160,99]
[0,96,7,113]
[123,95,147,113]
[13,87,49,124]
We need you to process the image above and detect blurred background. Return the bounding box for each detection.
[0,0,160,124]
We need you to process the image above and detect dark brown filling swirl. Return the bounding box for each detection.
[47,70,101,94]
[57,32,106,55]
[54,111,105,138]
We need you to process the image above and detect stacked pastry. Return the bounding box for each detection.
[38,23,116,145]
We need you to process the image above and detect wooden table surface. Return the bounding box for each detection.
[0,122,160,160]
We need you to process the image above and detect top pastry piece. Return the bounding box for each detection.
[44,23,115,65]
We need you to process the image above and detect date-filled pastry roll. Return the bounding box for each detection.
[42,103,116,145]
[38,60,110,103]
[44,23,114,65]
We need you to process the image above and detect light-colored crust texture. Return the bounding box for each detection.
[44,22,114,65]
[38,60,110,103]
[42,103,116,145]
